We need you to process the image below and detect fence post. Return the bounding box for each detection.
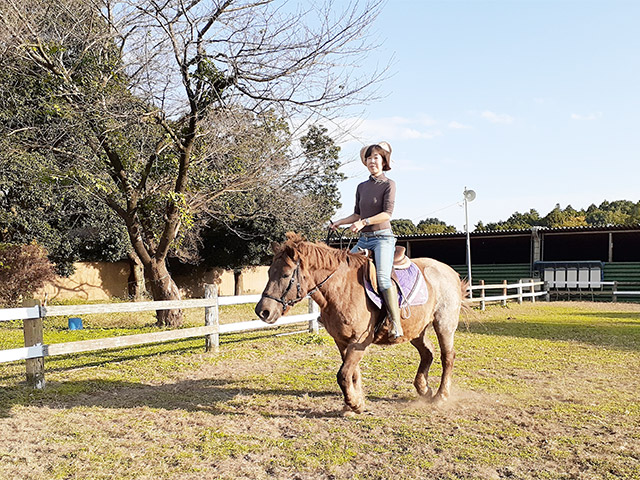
[530,279,536,303]
[23,299,45,389]
[612,281,618,303]
[544,281,550,302]
[204,284,219,353]
[502,280,508,306]
[479,280,486,311]
[308,298,320,334]
[517,279,523,304]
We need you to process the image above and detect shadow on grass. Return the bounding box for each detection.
[0,376,340,419]
[578,311,640,320]
[0,342,207,384]
[465,319,640,352]
[0,329,306,383]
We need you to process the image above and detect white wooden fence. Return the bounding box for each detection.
[468,279,547,310]
[0,277,559,388]
[0,284,320,389]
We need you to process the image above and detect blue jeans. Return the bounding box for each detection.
[350,229,396,291]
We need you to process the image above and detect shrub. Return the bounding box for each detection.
[0,242,56,307]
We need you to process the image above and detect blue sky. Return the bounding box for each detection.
[330,0,640,231]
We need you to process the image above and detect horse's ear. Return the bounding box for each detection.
[283,232,303,261]
[285,231,304,244]
[271,241,283,254]
[284,243,299,261]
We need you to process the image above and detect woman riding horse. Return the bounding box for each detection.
[255,233,465,414]
[330,141,403,339]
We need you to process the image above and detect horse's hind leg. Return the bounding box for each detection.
[410,333,436,398]
[336,342,367,414]
[433,312,458,403]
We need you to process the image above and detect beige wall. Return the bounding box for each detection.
[174,265,269,297]
[35,262,269,302]
[237,266,270,294]
[35,261,130,302]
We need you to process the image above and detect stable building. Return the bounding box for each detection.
[392,225,640,300]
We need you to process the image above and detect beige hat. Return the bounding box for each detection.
[360,141,392,171]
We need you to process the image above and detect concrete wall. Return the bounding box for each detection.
[35,261,270,302]
[170,265,269,298]
[35,261,130,302]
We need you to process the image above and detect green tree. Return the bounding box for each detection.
[544,204,587,228]
[199,124,344,270]
[416,218,457,234]
[481,209,543,231]
[1,0,385,326]
[391,219,417,236]
[585,200,640,225]
[0,148,130,277]
[298,125,345,231]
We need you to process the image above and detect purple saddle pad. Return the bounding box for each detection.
[364,261,428,310]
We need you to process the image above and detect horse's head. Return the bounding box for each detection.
[255,233,307,324]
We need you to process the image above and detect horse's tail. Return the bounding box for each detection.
[460,278,471,299]
[459,278,475,327]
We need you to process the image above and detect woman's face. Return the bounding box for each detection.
[366,153,384,177]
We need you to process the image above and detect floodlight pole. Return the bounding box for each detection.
[464,187,473,299]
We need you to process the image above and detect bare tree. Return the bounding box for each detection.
[0,0,385,326]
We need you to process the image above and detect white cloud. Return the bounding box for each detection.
[331,114,443,144]
[571,112,601,121]
[481,110,515,124]
[448,121,472,129]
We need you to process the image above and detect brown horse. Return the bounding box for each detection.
[255,232,467,415]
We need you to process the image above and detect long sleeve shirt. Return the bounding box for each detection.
[354,174,396,232]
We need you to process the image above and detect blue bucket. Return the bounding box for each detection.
[68,317,83,330]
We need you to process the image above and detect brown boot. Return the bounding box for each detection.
[380,286,403,339]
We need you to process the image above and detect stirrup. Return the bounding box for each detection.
[388,320,403,339]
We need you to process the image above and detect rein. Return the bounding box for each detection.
[261,260,336,313]
[325,227,355,252]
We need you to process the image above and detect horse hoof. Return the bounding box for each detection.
[416,387,433,398]
[342,402,366,416]
[431,394,448,406]
[342,408,357,418]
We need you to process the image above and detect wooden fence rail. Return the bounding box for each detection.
[612,281,640,302]
[468,279,547,310]
[0,284,320,389]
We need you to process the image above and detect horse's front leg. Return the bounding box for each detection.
[336,342,367,415]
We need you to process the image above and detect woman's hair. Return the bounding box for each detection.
[364,144,391,171]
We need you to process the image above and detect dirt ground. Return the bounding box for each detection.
[1,302,639,479]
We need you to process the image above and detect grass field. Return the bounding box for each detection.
[1,301,639,479]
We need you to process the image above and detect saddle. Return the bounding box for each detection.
[362,246,429,318]
[365,246,410,292]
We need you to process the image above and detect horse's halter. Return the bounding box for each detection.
[261,260,335,313]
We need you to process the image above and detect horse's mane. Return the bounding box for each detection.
[275,232,368,271]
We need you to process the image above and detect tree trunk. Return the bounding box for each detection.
[127,252,146,301]
[234,269,243,296]
[147,259,183,327]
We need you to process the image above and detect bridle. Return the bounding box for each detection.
[261,260,335,313]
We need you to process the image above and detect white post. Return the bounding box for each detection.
[530,279,536,303]
[308,298,320,334]
[517,279,523,304]
[204,284,219,353]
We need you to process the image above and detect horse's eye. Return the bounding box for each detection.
[281,273,290,279]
